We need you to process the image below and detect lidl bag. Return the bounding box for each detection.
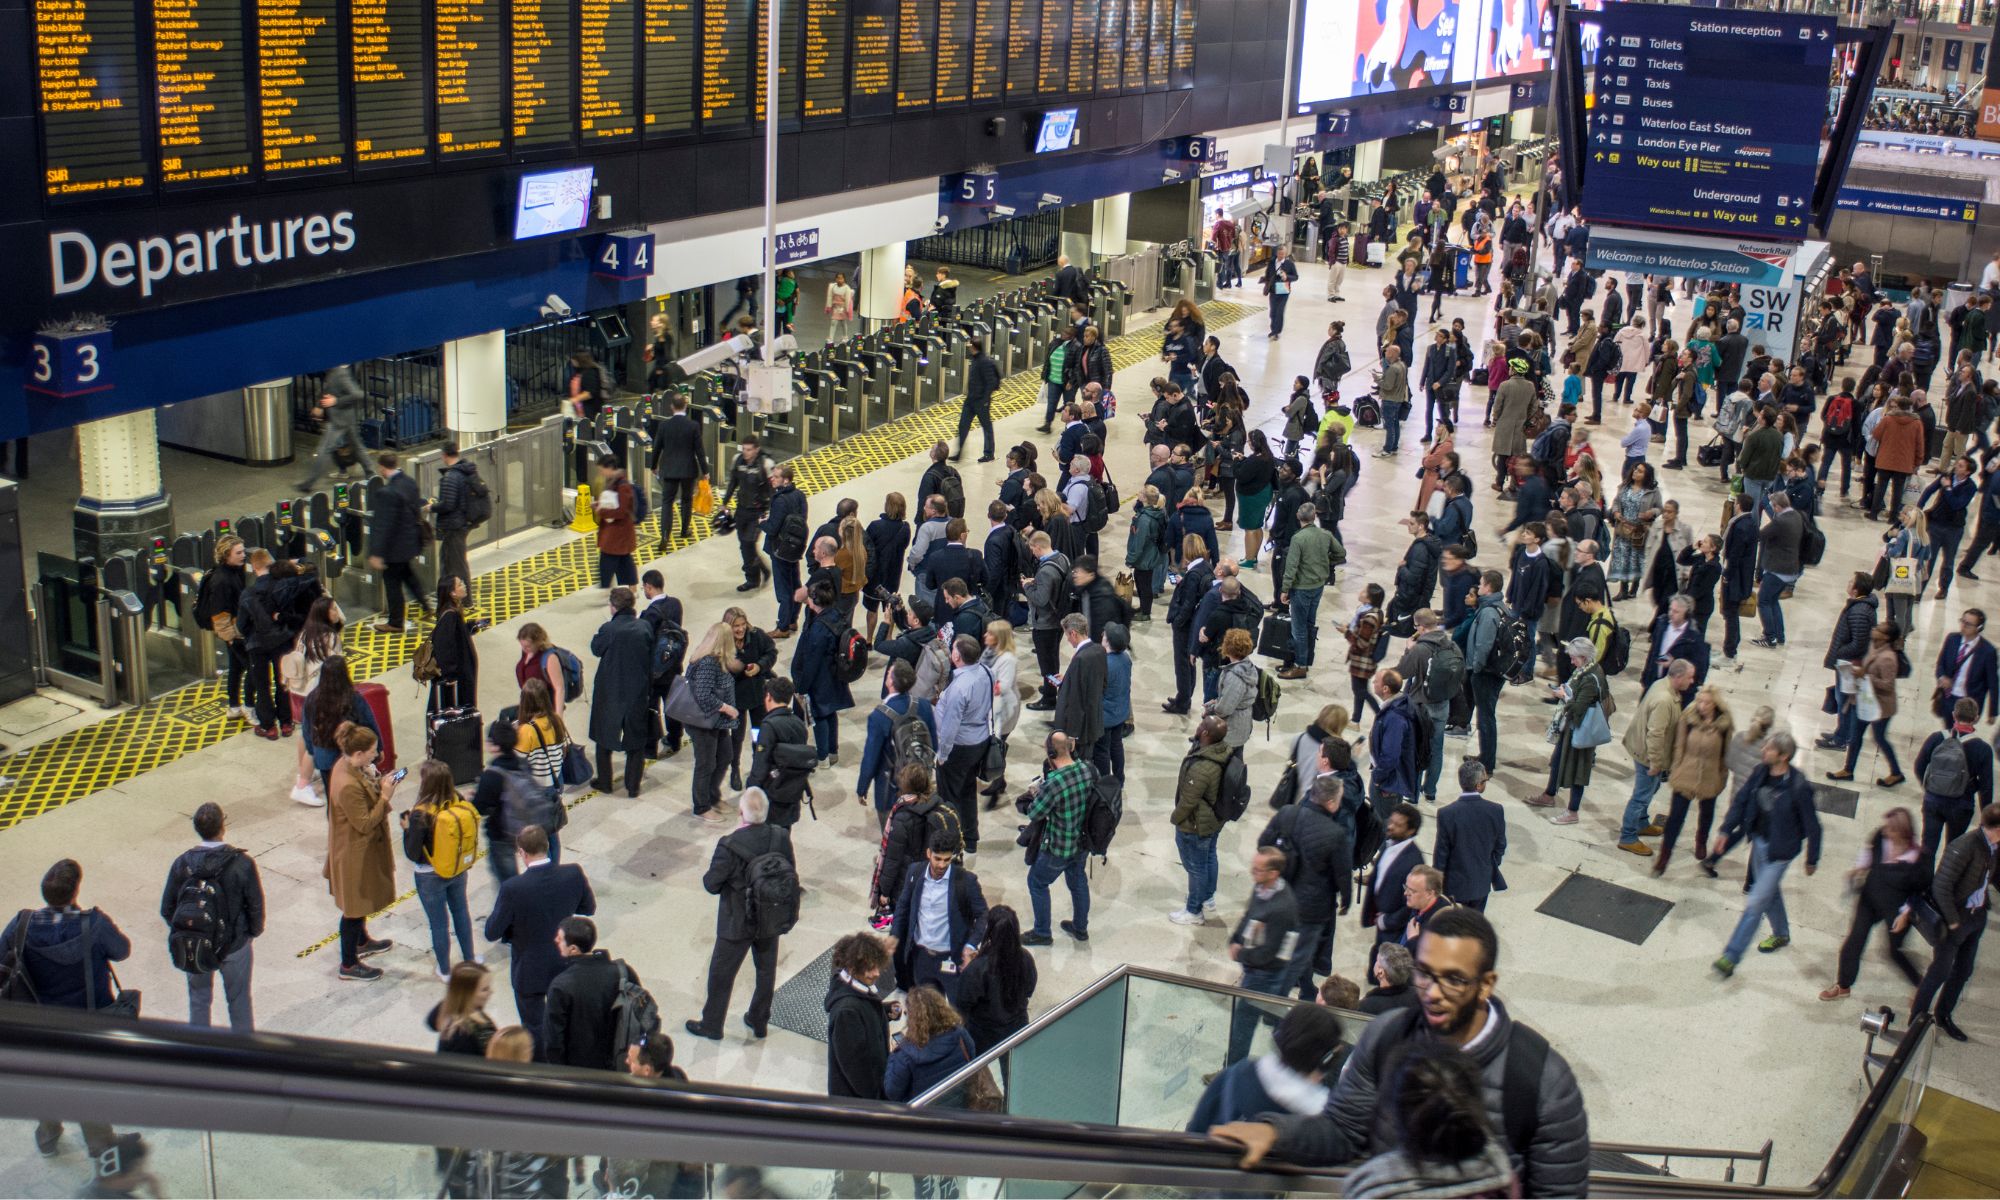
[693,478,716,517]
[1885,556,1922,596]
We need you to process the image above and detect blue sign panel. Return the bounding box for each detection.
[1835,187,1980,223]
[1582,232,1789,286]
[1580,5,1833,240]
[771,228,820,266]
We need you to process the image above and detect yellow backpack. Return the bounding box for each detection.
[428,801,479,879]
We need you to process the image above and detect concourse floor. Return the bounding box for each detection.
[0,241,1991,1194]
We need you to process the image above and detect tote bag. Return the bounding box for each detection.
[1571,703,1613,749]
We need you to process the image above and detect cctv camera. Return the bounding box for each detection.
[933,214,951,234]
[989,204,1016,218]
[663,333,759,383]
[541,294,574,318]
[1039,193,1063,208]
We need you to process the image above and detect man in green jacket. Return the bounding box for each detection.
[1736,408,1785,516]
[1170,717,1234,927]
[1279,504,1347,679]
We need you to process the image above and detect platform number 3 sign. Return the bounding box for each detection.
[26,329,113,399]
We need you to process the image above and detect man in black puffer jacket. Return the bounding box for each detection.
[1817,575,1879,751]
[1389,514,1443,636]
[1258,775,1353,1002]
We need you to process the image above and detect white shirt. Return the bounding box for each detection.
[1374,837,1417,896]
[1949,637,1981,696]
[917,865,953,951]
[1656,621,1687,662]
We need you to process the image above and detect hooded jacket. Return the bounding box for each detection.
[882,1025,977,1102]
[825,970,891,1100]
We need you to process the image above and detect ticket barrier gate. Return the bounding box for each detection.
[917,319,967,401]
[32,554,145,708]
[995,292,1047,371]
[873,331,926,415]
[100,547,204,701]
[1090,280,1130,337]
[791,354,841,450]
[1021,290,1066,348]
[852,336,906,423]
[322,483,379,616]
[894,325,947,409]
[968,302,1023,377]
[603,411,656,504]
[824,348,884,434]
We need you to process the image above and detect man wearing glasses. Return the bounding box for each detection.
[1210,908,1590,1196]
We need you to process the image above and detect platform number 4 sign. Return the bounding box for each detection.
[26,328,112,399]
[593,231,656,281]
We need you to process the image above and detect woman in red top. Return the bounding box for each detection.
[514,622,567,717]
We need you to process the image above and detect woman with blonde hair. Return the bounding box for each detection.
[1879,505,1929,635]
[882,985,977,1102]
[835,516,868,629]
[980,620,1024,807]
[326,722,399,981]
[1125,485,1171,620]
[685,621,743,821]
[1660,685,1733,876]
[1820,806,1928,1001]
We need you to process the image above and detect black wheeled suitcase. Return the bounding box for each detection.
[1257,613,1293,659]
[426,680,484,788]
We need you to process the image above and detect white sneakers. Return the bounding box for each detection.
[1168,909,1205,926]
[1203,901,1219,918]
[291,782,325,807]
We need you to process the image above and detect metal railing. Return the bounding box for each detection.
[911,212,1064,273]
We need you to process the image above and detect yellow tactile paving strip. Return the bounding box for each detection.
[0,301,1258,834]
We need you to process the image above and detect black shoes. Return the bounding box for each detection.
[736,580,759,592]
[684,1019,722,1041]
[358,937,393,958]
[338,963,384,982]
[1060,920,1089,942]
[743,1014,768,1039]
[1021,932,1054,946]
[1938,1014,1970,1042]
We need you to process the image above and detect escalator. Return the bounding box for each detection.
[0,965,1933,1198]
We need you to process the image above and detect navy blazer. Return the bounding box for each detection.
[889,862,989,989]
[1721,513,1759,604]
[1433,793,1508,902]
[982,525,1019,609]
[922,542,982,595]
[483,863,597,995]
[1641,617,1711,692]
[1936,633,2000,720]
[1360,840,1426,932]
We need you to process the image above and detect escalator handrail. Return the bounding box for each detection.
[0,1001,1351,1193]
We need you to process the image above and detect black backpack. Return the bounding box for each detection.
[836,626,872,684]
[1351,798,1384,873]
[1217,755,1252,823]
[1600,622,1632,676]
[167,849,239,975]
[740,842,801,939]
[1264,804,1306,883]
[1084,772,1124,859]
[1083,479,1110,533]
[877,700,935,783]
[938,468,967,519]
[650,620,688,685]
[0,910,36,1004]
[1419,638,1465,703]
[1489,614,1534,682]
[609,963,661,1071]
[775,511,810,561]
[460,465,493,529]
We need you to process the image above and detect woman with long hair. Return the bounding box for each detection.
[402,760,479,978]
[513,623,568,716]
[882,985,977,1103]
[325,722,398,981]
[1415,421,1457,516]
[1206,403,1246,531]
[979,621,1023,806]
[429,574,478,715]
[281,595,346,806]
[1660,685,1733,876]
[863,494,912,643]
[835,515,868,629]
[686,622,742,821]
[1830,621,1905,788]
[1643,498,1693,619]
[304,656,380,791]
[725,607,778,790]
[956,905,1038,1054]
[1236,430,1279,569]
[428,962,497,1055]
[514,677,571,793]
[1879,505,1929,635]
[1820,806,1929,1002]
[203,534,252,720]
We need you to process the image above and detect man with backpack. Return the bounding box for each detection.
[793,580,857,765]
[857,660,938,821]
[1258,774,1354,1003]
[1463,571,1511,772]
[159,802,264,1032]
[1916,698,1994,868]
[545,916,650,1071]
[1369,670,1423,820]
[748,678,815,828]
[1024,532,1072,711]
[638,571,687,759]
[431,442,488,606]
[1021,732,1096,946]
[685,787,796,1042]
[1394,610,1463,805]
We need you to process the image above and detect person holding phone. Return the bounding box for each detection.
[326,722,400,982]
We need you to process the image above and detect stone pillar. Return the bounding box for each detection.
[73,408,173,562]
[1090,194,1130,259]
[441,330,508,446]
[858,241,907,332]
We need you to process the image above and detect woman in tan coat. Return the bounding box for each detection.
[326,721,401,981]
[1829,621,1905,788]
[1660,686,1734,876]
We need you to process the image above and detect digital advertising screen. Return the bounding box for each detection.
[1034,106,1077,152]
[1295,0,1558,108]
[513,165,595,238]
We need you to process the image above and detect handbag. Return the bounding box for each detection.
[1571,703,1613,748]
[82,914,140,1019]
[1738,596,1758,618]
[1269,764,1301,809]
[693,478,716,517]
[1907,893,1947,948]
[562,742,593,787]
[663,675,720,730]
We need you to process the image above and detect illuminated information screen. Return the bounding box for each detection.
[259,0,346,173]
[851,0,895,117]
[701,0,752,126]
[642,0,695,134]
[936,0,973,104]
[970,0,1006,101]
[896,0,936,109]
[35,0,151,198]
[579,0,638,139]
[351,0,429,164]
[1145,0,1170,86]
[1170,0,1195,87]
[1004,0,1037,96]
[155,0,253,186]
[802,0,849,118]
[1122,0,1148,90]
[1036,0,1070,93]
[512,0,573,147]
[1095,0,1124,94]
[436,0,504,155]
[1066,0,1097,93]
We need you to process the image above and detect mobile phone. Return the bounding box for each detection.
[387,767,409,786]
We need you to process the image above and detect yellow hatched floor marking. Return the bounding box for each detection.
[0,301,1258,838]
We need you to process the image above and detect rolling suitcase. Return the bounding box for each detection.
[357,682,397,774]
[426,680,483,788]
[1257,613,1293,660]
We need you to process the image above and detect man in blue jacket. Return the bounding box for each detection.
[854,660,937,818]
[1711,732,1821,977]
[1369,672,1421,820]
[887,836,989,1002]
[1433,761,1508,912]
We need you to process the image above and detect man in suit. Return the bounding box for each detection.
[1050,254,1089,306]
[1360,803,1425,977]
[1935,609,2000,728]
[483,826,596,1053]
[1642,595,1711,693]
[1399,865,1450,946]
[981,501,1020,618]
[921,519,982,600]
[685,787,794,1043]
[543,916,640,1071]
[651,392,708,544]
[366,450,430,633]
[887,833,989,1003]
[1433,761,1508,912]
[1163,537,1214,715]
[1719,492,1758,661]
[1053,613,1108,766]
[639,570,685,759]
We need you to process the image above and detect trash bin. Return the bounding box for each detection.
[1452,246,1472,291]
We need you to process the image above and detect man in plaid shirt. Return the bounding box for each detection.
[1021,732,1094,946]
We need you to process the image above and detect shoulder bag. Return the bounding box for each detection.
[81,912,141,1019]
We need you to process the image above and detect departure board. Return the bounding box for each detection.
[1122,0,1148,90]
[156,0,253,186]
[1067,1,1097,94]
[36,0,151,198]
[1036,0,1070,93]
[1145,0,1170,86]
[351,0,430,164]
[701,0,752,127]
[259,0,346,173]
[935,0,972,104]
[641,0,695,134]
[1004,0,1037,96]
[579,0,638,139]
[970,0,1006,101]
[436,0,504,155]
[896,0,936,109]
[1096,0,1125,94]
[751,0,799,122]
[512,0,573,147]
[802,0,849,118]
[851,0,895,117]
[1170,0,1195,88]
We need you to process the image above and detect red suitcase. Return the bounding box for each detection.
[357,682,397,774]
